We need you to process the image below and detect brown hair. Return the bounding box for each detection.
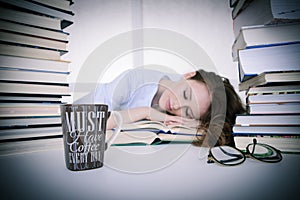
[189,70,246,147]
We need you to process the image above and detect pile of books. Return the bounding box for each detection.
[230,0,300,153]
[0,0,74,141]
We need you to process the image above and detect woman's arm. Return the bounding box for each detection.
[107,107,195,129]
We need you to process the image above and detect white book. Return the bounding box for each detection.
[248,103,300,114]
[0,82,70,96]
[233,0,300,37]
[1,0,73,27]
[31,0,73,13]
[239,71,300,91]
[0,7,62,30]
[0,20,68,41]
[0,31,67,51]
[238,43,300,82]
[235,114,300,126]
[0,103,61,117]
[247,85,300,95]
[247,93,300,104]
[0,126,62,140]
[234,136,300,153]
[0,69,68,84]
[0,95,62,103]
[0,55,69,73]
[233,125,300,135]
[0,116,61,127]
[0,44,62,60]
[232,23,300,61]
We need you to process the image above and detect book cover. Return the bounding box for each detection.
[235,114,300,126]
[0,82,70,96]
[234,136,300,153]
[0,103,61,117]
[232,23,300,61]
[0,68,68,84]
[247,93,300,104]
[0,54,70,73]
[0,126,62,141]
[0,20,69,41]
[233,0,300,37]
[239,71,300,91]
[233,125,300,135]
[247,85,300,95]
[0,31,68,51]
[247,102,300,114]
[237,43,300,82]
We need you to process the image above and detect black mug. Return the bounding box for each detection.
[60,104,121,171]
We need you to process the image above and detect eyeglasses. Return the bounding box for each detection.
[207,139,282,166]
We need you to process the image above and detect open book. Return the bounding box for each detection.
[106,120,200,145]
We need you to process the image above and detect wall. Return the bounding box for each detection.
[64,0,241,102]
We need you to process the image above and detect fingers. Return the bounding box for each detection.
[164,115,199,127]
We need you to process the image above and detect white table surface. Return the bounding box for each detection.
[0,138,299,200]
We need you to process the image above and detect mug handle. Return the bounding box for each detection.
[105,111,123,148]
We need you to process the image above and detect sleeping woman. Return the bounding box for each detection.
[80,67,245,147]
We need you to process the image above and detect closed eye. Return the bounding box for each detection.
[183,90,188,99]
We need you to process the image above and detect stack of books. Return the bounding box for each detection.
[230,0,300,153]
[0,0,74,141]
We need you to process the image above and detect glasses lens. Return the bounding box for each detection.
[210,146,245,166]
[247,143,282,163]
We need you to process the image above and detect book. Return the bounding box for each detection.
[247,85,300,95]
[231,0,253,19]
[0,20,69,41]
[0,126,62,140]
[0,0,74,28]
[0,55,70,73]
[247,93,300,104]
[0,43,64,60]
[230,0,239,7]
[104,120,200,145]
[121,120,199,135]
[0,7,63,31]
[235,114,300,126]
[106,130,198,146]
[0,103,61,117]
[0,30,68,51]
[247,102,300,114]
[29,0,73,14]
[0,68,68,84]
[0,95,63,103]
[234,136,300,153]
[0,82,70,96]
[233,0,300,37]
[0,116,61,128]
[237,43,300,82]
[239,71,300,91]
[232,23,300,61]
[233,125,300,135]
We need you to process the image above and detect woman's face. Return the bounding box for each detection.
[158,79,211,119]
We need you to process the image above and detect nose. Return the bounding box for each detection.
[171,99,189,111]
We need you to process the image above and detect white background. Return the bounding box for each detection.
[63,0,242,102]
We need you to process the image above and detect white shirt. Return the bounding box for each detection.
[93,68,181,111]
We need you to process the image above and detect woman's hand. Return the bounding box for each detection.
[107,107,198,129]
[147,108,197,127]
